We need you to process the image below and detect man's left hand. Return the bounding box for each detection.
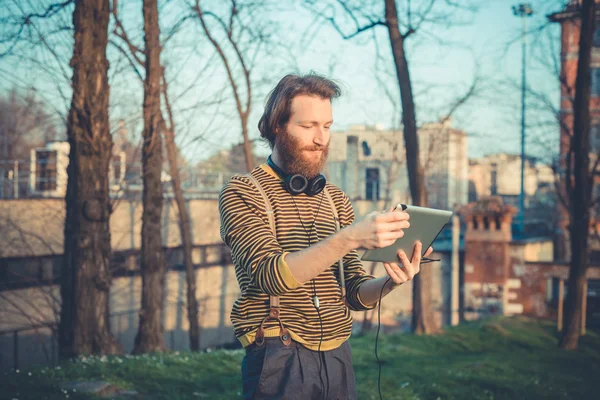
[382,241,433,287]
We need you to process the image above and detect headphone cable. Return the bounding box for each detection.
[376,277,390,400]
[375,258,438,400]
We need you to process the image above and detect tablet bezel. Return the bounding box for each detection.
[360,204,453,264]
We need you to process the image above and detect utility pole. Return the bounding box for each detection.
[512,3,534,236]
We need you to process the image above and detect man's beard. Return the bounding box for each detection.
[275,130,330,179]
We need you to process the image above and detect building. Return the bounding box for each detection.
[28,141,126,198]
[326,118,469,211]
[468,153,554,208]
[548,0,600,157]
[548,0,600,260]
[459,196,600,323]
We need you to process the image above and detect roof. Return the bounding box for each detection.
[548,1,600,22]
[459,196,518,217]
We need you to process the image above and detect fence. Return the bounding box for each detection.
[0,293,241,372]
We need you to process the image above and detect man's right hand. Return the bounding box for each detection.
[344,207,410,250]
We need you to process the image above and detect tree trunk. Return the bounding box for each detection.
[133,0,166,354]
[160,71,201,351]
[59,0,122,359]
[385,0,438,335]
[241,115,254,172]
[559,0,595,350]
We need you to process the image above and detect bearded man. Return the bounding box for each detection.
[218,73,432,400]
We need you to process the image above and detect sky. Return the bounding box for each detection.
[0,0,567,165]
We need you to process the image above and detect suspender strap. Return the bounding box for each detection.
[245,174,291,347]
[323,188,348,306]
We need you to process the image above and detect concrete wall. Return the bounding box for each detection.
[0,197,451,371]
[0,197,222,258]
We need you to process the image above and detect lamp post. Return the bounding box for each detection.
[512,3,534,236]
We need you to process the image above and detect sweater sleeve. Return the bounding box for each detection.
[337,193,378,311]
[218,176,301,296]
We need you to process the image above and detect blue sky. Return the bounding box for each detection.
[0,0,566,164]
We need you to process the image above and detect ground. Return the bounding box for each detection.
[2,316,599,399]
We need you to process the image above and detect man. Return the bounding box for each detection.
[218,73,432,399]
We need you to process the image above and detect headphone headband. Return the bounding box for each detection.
[267,156,326,196]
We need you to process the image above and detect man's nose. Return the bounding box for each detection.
[314,127,327,145]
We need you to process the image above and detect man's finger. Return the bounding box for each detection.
[381,220,410,231]
[397,250,414,277]
[378,211,409,223]
[379,231,404,241]
[411,241,423,264]
[383,262,409,284]
[424,246,433,257]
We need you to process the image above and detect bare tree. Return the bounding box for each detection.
[192,0,269,172]
[306,0,478,334]
[60,0,121,358]
[133,0,167,354]
[558,0,596,350]
[160,69,201,351]
[0,90,59,197]
[0,90,58,159]
[111,0,203,351]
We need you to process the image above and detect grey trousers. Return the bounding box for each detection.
[241,337,358,400]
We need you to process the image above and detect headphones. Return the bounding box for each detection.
[267,155,327,196]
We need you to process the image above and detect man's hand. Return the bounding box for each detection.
[344,207,410,250]
[383,241,433,287]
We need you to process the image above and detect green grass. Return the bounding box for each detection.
[2,316,600,399]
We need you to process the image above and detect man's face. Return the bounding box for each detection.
[275,94,332,179]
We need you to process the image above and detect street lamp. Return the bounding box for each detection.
[512,3,533,236]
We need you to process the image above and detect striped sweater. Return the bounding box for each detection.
[218,164,377,351]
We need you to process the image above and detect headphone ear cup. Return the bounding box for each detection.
[306,174,327,196]
[286,174,308,195]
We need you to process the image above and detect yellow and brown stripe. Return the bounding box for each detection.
[218,164,377,351]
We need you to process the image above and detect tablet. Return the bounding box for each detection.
[361,204,453,263]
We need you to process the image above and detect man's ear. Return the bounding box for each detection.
[275,123,284,135]
[274,124,285,138]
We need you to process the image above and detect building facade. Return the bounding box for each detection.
[326,119,469,211]
[468,153,554,207]
[548,0,600,260]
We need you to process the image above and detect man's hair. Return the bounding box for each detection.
[258,73,341,149]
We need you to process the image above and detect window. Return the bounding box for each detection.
[490,162,498,195]
[365,168,380,201]
[112,155,122,182]
[35,150,57,191]
[592,68,600,96]
[591,124,600,153]
[362,140,371,157]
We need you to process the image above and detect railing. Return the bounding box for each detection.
[0,158,235,199]
[0,322,57,371]
[1,243,232,292]
[0,292,241,372]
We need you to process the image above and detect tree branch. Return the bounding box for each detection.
[109,39,144,81]
[193,0,246,120]
[111,0,145,68]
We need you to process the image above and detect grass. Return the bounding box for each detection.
[2,316,600,399]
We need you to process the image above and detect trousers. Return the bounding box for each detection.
[241,336,358,400]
